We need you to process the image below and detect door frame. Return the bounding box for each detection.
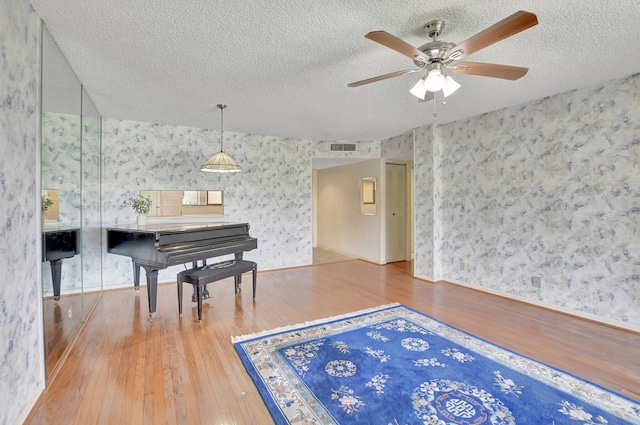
[383,160,414,263]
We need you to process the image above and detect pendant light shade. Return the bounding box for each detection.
[200,104,242,173]
[200,151,242,173]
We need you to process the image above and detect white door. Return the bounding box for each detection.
[385,163,406,262]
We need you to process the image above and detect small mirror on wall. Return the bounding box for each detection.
[140,190,224,216]
[360,177,377,215]
[362,178,376,204]
[41,189,60,222]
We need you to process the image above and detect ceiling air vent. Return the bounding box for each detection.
[330,143,356,152]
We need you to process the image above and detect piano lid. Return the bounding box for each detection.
[106,221,247,234]
[42,226,81,234]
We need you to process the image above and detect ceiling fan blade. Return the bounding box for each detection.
[445,11,538,61]
[418,91,435,103]
[365,31,427,62]
[452,62,528,80]
[348,69,417,87]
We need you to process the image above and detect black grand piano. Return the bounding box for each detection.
[42,227,80,301]
[106,222,257,316]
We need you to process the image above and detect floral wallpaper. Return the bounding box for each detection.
[381,131,412,158]
[0,0,41,424]
[414,125,437,280]
[414,73,640,326]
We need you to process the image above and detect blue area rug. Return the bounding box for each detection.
[232,303,640,424]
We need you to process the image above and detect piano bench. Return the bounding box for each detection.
[177,260,257,321]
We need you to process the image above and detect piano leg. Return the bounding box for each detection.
[49,259,63,301]
[132,261,141,291]
[195,284,203,321]
[140,265,159,319]
[177,274,183,316]
[234,252,244,290]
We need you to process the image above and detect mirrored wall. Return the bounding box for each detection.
[41,25,102,380]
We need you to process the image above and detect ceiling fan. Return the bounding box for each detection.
[348,10,538,103]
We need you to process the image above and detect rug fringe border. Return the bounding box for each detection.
[231,302,401,344]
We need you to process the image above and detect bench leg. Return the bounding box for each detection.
[234,275,241,295]
[192,285,210,301]
[190,262,210,302]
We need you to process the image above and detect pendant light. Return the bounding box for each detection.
[200,104,242,173]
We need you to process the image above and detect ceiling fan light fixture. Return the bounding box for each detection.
[200,104,242,173]
[442,76,461,98]
[424,68,446,92]
[349,11,538,104]
[409,78,428,100]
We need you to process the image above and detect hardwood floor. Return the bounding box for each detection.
[312,247,355,265]
[26,260,640,424]
[43,294,84,377]
[43,291,101,381]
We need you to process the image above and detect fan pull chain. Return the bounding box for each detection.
[433,91,438,117]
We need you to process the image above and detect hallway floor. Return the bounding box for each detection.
[312,247,356,264]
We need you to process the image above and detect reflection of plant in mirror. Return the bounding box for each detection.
[42,195,54,213]
[123,195,153,215]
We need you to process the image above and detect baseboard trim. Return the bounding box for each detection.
[414,273,640,334]
[99,262,316,293]
[15,382,45,425]
[414,272,435,282]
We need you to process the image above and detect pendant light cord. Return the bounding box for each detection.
[217,104,227,153]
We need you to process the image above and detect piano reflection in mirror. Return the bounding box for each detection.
[42,227,80,301]
[106,222,257,317]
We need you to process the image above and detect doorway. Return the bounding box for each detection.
[385,163,408,263]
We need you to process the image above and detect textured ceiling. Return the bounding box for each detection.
[31,0,640,141]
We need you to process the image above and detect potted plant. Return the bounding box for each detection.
[41,195,54,214]
[123,194,152,225]
[41,195,54,227]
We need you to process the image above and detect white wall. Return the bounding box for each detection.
[316,159,383,263]
[0,1,43,424]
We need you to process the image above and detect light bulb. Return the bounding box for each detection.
[424,69,446,92]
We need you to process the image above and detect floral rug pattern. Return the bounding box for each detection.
[232,303,640,424]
